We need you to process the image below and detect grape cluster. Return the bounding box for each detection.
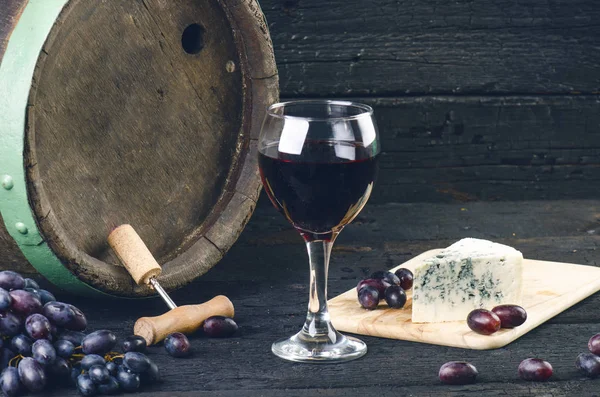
[356,268,413,310]
[0,270,161,396]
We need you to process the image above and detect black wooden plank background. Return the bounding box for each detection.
[257,0,600,203]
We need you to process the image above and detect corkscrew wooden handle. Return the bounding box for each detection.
[133,295,235,345]
[108,224,161,285]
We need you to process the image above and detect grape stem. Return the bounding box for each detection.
[8,354,23,367]
[105,352,123,362]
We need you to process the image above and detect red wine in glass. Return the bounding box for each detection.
[259,140,378,241]
[259,100,379,363]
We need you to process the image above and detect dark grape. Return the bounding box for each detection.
[576,353,600,378]
[394,268,414,290]
[0,288,12,311]
[370,270,400,287]
[55,339,75,358]
[24,288,41,300]
[164,333,192,358]
[9,290,42,316]
[518,358,553,381]
[57,329,86,345]
[18,357,46,392]
[203,316,238,338]
[82,330,117,355]
[467,309,501,335]
[0,367,22,397]
[25,313,52,340]
[77,373,97,396]
[384,286,407,309]
[81,354,106,370]
[588,334,600,355]
[0,312,22,337]
[23,278,40,289]
[32,339,56,366]
[357,285,379,310]
[38,289,56,305]
[98,376,119,395]
[141,361,161,385]
[116,369,140,392]
[123,352,151,373]
[105,362,118,377]
[43,302,86,331]
[11,334,33,356]
[89,364,110,384]
[70,367,80,387]
[47,357,71,383]
[491,305,527,328]
[439,361,478,385]
[0,349,16,371]
[356,278,387,297]
[68,304,87,331]
[122,335,146,353]
[0,271,25,290]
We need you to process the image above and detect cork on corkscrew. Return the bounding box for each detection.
[108,225,234,345]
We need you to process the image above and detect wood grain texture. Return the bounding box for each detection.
[329,250,600,349]
[319,96,600,203]
[0,0,28,63]
[261,0,600,96]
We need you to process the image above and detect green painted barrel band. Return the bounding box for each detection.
[0,0,112,297]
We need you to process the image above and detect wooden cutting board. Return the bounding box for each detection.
[328,249,600,350]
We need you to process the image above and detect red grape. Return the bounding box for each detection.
[439,361,478,385]
[356,278,387,297]
[164,332,192,358]
[588,334,600,355]
[357,286,379,310]
[394,268,414,290]
[203,316,238,338]
[467,309,501,335]
[370,271,400,287]
[518,358,553,381]
[384,286,407,309]
[491,305,527,328]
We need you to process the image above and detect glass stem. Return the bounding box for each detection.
[301,237,339,341]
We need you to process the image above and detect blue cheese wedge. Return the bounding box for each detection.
[412,238,523,323]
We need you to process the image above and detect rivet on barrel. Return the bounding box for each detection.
[1,175,14,190]
[226,61,236,73]
[15,223,28,235]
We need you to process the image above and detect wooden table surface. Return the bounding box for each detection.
[46,198,600,396]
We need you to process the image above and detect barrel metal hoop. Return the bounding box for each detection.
[0,0,111,297]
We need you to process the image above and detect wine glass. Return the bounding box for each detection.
[258,100,380,363]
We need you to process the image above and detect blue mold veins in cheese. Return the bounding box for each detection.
[412,238,523,323]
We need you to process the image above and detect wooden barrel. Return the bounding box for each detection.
[0,0,278,297]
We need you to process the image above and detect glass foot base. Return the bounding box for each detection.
[271,330,367,363]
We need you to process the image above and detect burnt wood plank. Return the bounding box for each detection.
[38,200,600,395]
[261,0,600,96]
[277,96,600,203]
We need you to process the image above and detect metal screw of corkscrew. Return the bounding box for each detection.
[149,277,177,309]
